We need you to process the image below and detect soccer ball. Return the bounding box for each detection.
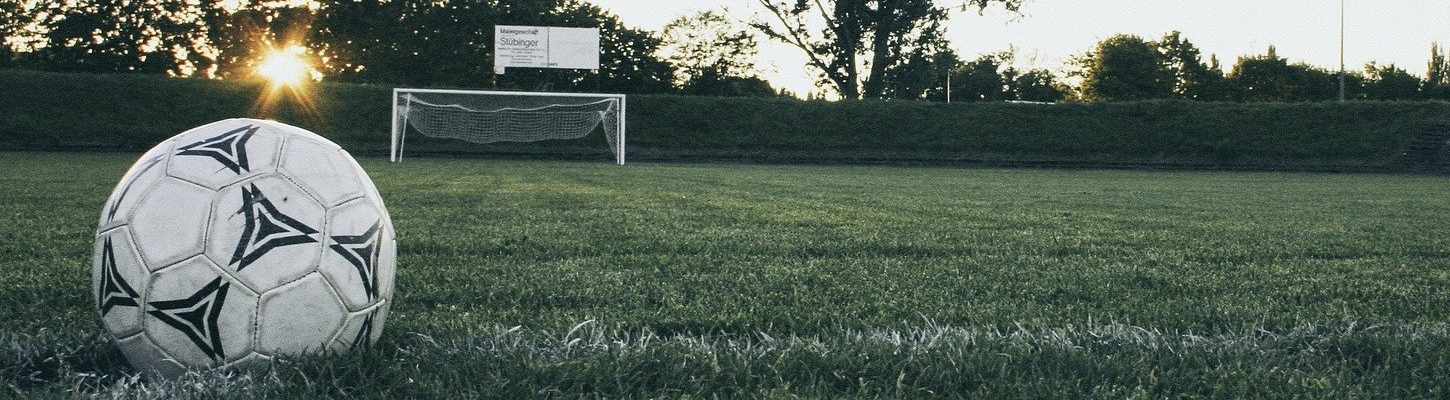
[93,118,396,376]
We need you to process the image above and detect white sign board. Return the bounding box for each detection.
[494,25,600,74]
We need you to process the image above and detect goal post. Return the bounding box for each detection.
[390,88,626,165]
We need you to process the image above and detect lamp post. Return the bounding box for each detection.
[1339,0,1345,101]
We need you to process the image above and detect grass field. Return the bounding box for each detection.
[5,151,1450,398]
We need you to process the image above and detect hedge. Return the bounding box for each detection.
[3,69,1447,170]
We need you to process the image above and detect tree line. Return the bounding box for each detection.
[2,0,1447,102]
[0,0,702,95]
[1063,32,1450,103]
[751,0,1449,102]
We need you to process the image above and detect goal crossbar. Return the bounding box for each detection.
[390,88,627,165]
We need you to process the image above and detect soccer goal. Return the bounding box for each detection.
[390,88,626,164]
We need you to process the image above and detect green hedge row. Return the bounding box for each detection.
[639,96,1450,169]
[3,69,1448,169]
[0,69,391,151]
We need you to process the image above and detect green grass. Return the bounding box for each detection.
[5,151,1450,398]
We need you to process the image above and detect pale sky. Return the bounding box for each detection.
[587,0,1449,97]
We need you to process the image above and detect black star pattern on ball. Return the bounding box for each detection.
[350,309,377,350]
[147,277,230,361]
[97,237,141,316]
[175,124,257,174]
[105,155,164,223]
[230,184,320,271]
[329,221,382,300]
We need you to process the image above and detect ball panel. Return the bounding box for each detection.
[222,352,272,370]
[256,273,348,356]
[366,301,390,345]
[130,177,213,271]
[320,198,388,311]
[166,119,282,191]
[263,119,334,143]
[342,157,397,309]
[207,175,325,293]
[346,154,393,224]
[331,301,386,349]
[114,332,187,377]
[98,146,170,231]
[143,256,258,367]
[377,233,397,303]
[94,227,149,337]
[279,135,362,208]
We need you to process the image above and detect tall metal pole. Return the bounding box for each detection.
[946,71,952,103]
[1339,0,1346,101]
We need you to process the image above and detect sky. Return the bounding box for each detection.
[587,0,1449,97]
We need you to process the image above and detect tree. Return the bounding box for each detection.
[1426,42,1450,100]
[0,7,13,67]
[943,53,1006,102]
[1070,32,1232,102]
[1007,68,1066,103]
[677,69,776,97]
[315,0,510,87]
[1226,47,1296,101]
[202,1,317,79]
[1072,34,1173,101]
[312,0,673,93]
[751,0,1014,99]
[309,0,414,84]
[591,15,675,94]
[1363,62,1421,100]
[1226,46,1341,102]
[929,50,1064,103]
[34,0,209,75]
[1157,31,1226,101]
[661,10,774,96]
[884,46,958,99]
[0,0,38,67]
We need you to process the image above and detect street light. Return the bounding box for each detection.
[1339,0,1345,101]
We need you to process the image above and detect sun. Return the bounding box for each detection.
[257,45,313,88]
[252,44,321,118]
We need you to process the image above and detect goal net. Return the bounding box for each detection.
[390,88,626,164]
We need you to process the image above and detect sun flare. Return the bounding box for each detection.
[252,44,320,118]
[257,46,312,87]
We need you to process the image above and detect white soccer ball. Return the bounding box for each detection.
[92,118,396,376]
